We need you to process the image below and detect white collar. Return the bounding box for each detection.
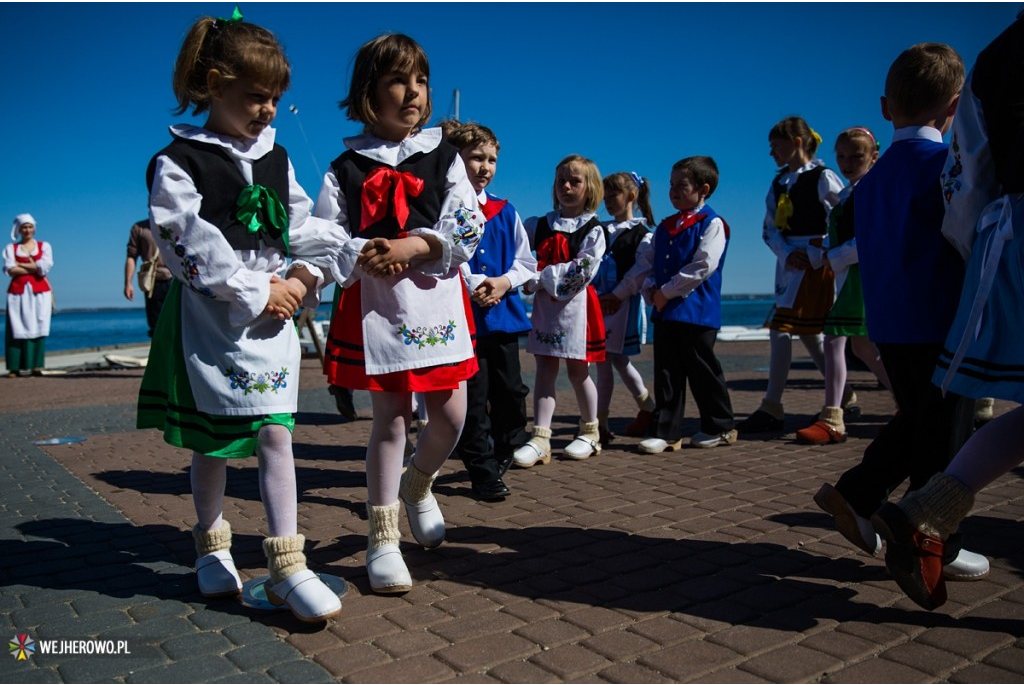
[606,217,646,230]
[547,210,597,232]
[169,124,276,160]
[343,127,443,165]
[892,126,944,144]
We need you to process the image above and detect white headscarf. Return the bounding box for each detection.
[11,213,36,242]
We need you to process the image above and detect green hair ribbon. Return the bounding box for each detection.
[236,184,290,255]
[216,6,244,27]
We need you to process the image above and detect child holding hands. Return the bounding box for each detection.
[639,157,736,453]
[139,9,341,622]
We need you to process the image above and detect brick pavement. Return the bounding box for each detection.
[1,341,1023,683]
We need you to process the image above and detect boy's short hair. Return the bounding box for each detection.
[884,42,965,121]
[443,120,500,153]
[672,156,719,197]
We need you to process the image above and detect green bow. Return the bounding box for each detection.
[236,184,289,255]
[216,6,243,26]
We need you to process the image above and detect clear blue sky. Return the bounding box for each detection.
[1,2,1014,310]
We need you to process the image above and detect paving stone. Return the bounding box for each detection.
[882,640,969,677]
[125,656,240,683]
[264,659,335,684]
[434,633,538,673]
[824,657,933,683]
[161,632,234,660]
[949,663,1024,683]
[739,643,843,682]
[373,629,450,659]
[347,655,456,684]
[226,641,312,672]
[639,640,744,680]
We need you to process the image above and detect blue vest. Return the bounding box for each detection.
[856,139,965,343]
[652,206,728,328]
[466,193,531,337]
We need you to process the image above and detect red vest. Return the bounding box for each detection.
[7,242,50,295]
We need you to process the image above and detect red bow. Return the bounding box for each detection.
[360,167,425,233]
[536,233,570,271]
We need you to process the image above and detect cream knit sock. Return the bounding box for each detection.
[262,534,307,586]
[192,520,232,557]
[367,502,402,550]
[900,473,976,539]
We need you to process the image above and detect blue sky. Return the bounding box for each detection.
[1,2,1014,310]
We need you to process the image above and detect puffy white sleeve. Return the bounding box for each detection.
[149,155,271,326]
[504,210,538,289]
[818,168,845,216]
[611,230,653,300]
[941,68,998,260]
[762,185,792,260]
[36,241,54,276]
[826,238,858,272]
[2,245,16,275]
[659,218,726,300]
[407,155,483,276]
[312,167,367,288]
[537,224,606,301]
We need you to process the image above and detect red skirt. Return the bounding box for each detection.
[584,284,606,363]
[324,280,478,392]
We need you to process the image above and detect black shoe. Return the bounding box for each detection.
[736,409,784,434]
[471,478,511,501]
[328,385,357,420]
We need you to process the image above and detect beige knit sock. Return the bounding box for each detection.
[900,473,976,539]
[400,463,437,504]
[578,420,600,441]
[819,406,845,433]
[529,426,552,453]
[634,390,656,413]
[192,520,232,557]
[758,399,784,421]
[262,534,307,586]
[367,502,402,550]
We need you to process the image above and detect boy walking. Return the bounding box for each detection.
[447,122,536,500]
[814,43,988,581]
[639,156,737,454]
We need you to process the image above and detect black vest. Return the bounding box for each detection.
[330,142,459,239]
[772,165,827,236]
[146,137,290,253]
[603,223,649,278]
[830,189,856,245]
[972,15,1024,193]
[532,215,603,258]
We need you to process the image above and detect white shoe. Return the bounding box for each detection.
[366,544,412,594]
[690,429,738,449]
[813,483,881,556]
[266,569,342,622]
[195,550,242,598]
[402,492,445,549]
[943,548,990,581]
[638,438,682,454]
[512,440,551,468]
[563,435,600,460]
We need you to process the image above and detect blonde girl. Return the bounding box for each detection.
[737,116,847,434]
[594,172,655,444]
[513,155,607,466]
[797,127,893,444]
[140,9,341,622]
[311,34,484,594]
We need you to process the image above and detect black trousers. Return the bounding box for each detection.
[653,321,734,442]
[145,279,171,339]
[453,332,530,484]
[835,343,974,560]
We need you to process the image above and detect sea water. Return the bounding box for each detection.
[2,295,774,355]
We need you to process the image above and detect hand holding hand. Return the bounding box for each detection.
[652,289,669,312]
[786,250,811,270]
[472,276,511,307]
[264,275,303,320]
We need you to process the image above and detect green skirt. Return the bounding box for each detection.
[137,281,293,458]
[824,265,869,337]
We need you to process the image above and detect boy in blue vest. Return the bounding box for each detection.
[639,156,737,454]
[446,122,537,500]
[814,43,989,583]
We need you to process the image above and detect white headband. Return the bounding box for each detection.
[11,213,36,242]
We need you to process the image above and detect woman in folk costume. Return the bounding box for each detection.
[737,116,849,434]
[312,34,484,594]
[139,9,341,623]
[4,214,53,377]
[513,154,607,467]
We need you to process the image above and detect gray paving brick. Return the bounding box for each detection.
[125,656,241,683]
[226,642,311,672]
[161,632,234,660]
[265,659,335,684]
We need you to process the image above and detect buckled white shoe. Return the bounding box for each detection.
[690,429,738,449]
[943,548,990,581]
[266,569,342,622]
[195,550,242,598]
[564,434,600,460]
[402,492,446,549]
[639,438,683,454]
[512,440,551,468]
[366,544,412,594]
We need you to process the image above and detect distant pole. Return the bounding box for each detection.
[288,105,323,181]
[454,89,460,121]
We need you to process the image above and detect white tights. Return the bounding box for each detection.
[533,355,597,429]
[765,330,826,404]
[191,424,297,537]
[824,335,893,407]
[947,405,1024,493]
[366,385,466,506]
[596,353,648,414]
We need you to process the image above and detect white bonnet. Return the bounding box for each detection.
[11,213,36,242]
